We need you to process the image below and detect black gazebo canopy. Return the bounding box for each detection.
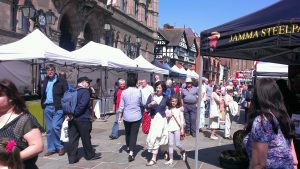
[200,0,300,65]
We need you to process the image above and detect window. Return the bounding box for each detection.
[134,0,138,16]
[144,8,148,22]
[11,0,18,31]
[145,1,149,22]
[19,10,29,33]
[122,0,127,12]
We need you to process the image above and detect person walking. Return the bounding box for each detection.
[224,85,234,139]
[0,79,43,169]
[117,77,142,162]
[209,85,222,140]
[109,79,126,139]
[165,95,186,165]
[181,77,198,137]
[243,78,295,169]
[65,76,100,164]
[145,81,169,166]
[41,64,67,156]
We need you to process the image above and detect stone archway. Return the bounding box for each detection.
[59,14,76,51]
[83,23,94,45]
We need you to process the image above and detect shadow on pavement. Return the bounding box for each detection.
[76,147,102,161]
[186,144,234,168]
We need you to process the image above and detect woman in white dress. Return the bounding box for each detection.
[144,81,169,166]
[209,85,222,140]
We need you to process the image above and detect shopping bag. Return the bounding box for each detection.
[142,112,151,134]
[60,119,69,142]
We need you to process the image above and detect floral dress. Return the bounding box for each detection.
[243,114,293,169]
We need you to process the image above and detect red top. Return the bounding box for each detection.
[115,87,126,109]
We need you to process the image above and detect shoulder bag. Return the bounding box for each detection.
[171,110,185,140]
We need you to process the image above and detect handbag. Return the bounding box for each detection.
[142,112,151,134]
[171,111,185,140]
[209,103,220,118]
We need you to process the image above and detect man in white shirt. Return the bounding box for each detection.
[140,79,154,108]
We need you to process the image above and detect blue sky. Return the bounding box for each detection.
[158,0,279,33]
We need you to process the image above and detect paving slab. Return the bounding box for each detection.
[37,110,245,169]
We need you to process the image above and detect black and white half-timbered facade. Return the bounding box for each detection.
[154,28,198,68]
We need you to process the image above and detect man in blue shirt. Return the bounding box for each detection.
[181,78,198,137]
[41,64,67,156]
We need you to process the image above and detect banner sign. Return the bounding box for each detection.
[229,23,300,43]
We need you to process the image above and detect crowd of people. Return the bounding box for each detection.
[0,63,298,168]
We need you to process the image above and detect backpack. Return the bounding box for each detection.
[61,88,81,114]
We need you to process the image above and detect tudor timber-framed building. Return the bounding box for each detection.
[0,0,158,61]
[154,28,198,70]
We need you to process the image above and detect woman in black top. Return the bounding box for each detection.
[0,79,43,169]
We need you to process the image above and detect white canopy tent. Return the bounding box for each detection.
[134,55,169,75]
[71,41,138,69]
[171,65,187,75]
[0,29,74,64]
[256,62,288,78]
[186,69,199,79]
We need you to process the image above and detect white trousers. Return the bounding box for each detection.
[224,111,233,137]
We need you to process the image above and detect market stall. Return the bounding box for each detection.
[200,0,300,168]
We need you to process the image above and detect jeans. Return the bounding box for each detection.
[111,112,119,137]
[44,106,64,152]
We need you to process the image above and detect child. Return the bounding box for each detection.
[165,95,186,165]
[0,138,22,169]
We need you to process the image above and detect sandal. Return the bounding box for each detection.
[165,159,173,165]
[163,151,169,160]
[146,160,157,166]
[181,150,187,161]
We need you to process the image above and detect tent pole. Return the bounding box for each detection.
[195,55,203,169]
[105,67,108,91]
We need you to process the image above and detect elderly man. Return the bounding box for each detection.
[109,79,126,139]
[224,85,234,139]
[181,77,198,137]
[41,64,67,156]
[65,76,100,164]
[140,79,154,108]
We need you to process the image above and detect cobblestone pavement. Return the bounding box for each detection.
[37,110,246,169]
